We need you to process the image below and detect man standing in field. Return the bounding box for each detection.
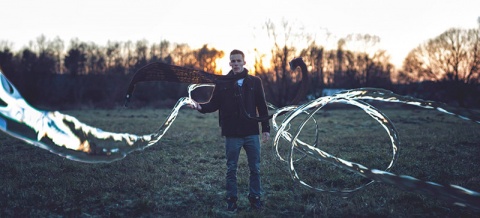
[189,49,270,212]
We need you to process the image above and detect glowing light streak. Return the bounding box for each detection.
[271,88,480,209]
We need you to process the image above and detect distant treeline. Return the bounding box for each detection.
[0,28,479,109]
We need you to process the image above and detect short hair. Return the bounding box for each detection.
[230,49,245,59]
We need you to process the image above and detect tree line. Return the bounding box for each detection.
[254,21,478,107]
[0,37,224,108]
[0,24,478,109]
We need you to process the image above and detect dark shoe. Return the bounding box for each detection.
[248,194,263,210]
[226,196,238,212]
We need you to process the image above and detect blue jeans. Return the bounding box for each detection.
[225,135,262,199]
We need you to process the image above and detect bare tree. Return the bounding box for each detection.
[106,41,121,70]
[64,39,87,75]
[0,42,17,81]
[401,28,480,84]
[150,40,171,62]
[171,43,196,67]
[84,42,106,74]
[34,35,57,76]
[133,39,149,69]
[193,44,224,74]
[255,19,307,106]
[336,34,392,88]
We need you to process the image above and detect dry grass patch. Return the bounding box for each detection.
[0,106,479,217]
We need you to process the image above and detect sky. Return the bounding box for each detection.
[1,0,479,70]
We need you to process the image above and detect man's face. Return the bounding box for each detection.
[229,54,245,74]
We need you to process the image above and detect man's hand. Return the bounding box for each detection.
[188,100,202,110]
[262,132,270,143]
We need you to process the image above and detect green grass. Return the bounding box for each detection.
[0,106,479,217]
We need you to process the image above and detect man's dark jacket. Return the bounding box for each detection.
[199,69,270,137]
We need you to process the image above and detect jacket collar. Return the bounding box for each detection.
[215,69,248,84]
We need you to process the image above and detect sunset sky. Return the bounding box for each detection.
[2,0,479,70]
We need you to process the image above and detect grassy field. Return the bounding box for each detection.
[0,105,479,217]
